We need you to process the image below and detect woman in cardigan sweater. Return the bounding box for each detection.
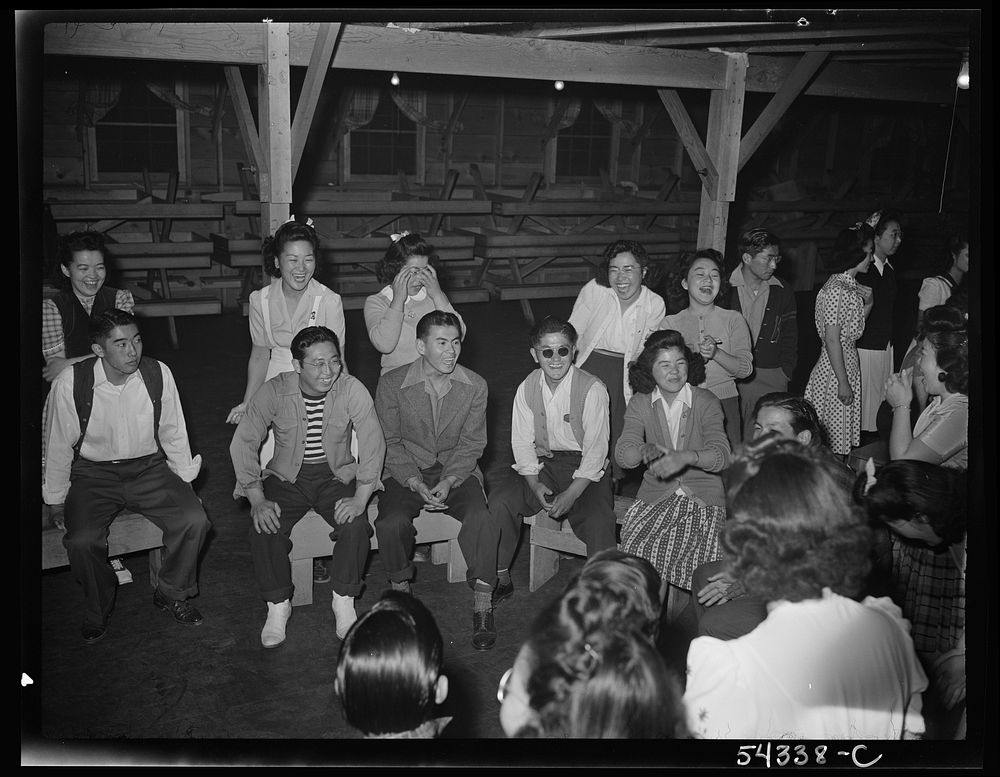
[614,330,731,620]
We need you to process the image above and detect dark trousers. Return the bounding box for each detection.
[492,451,616,571]
[376,463,498,587]
[251,463,372,601]
[64,452,209,628]
[689,559,767,640]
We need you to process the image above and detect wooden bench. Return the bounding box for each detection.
[523,494,635,592]
[42,510,164,588]
[287,502,467,606]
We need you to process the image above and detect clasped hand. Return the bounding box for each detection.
[885,367,914,408]
[641,443,687,480]
[408,477,451,511]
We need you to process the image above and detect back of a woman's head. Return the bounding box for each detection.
[517,583,686,738]
[574,549,662,640]
[335,591,443,736]
[826,223,874,274]
[722,434,872,602]
[921,304,969,394]
[854,459,967,546]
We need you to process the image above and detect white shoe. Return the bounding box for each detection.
[110,557,133,585]
[332,592,357,640]
[261,599,292,649]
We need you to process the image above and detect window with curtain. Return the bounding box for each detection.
[349,96,417,176]
[556,99,612,178]
[96,79,177,173]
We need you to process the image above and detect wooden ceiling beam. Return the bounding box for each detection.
[45,22,731,90]
[610,24,969,48]
[747,56,955,103]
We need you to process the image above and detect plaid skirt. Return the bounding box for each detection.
[890,536,964,658]
[619,492,726,590]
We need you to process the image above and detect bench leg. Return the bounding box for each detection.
[446,539,468,584]
[529,541,560,592]
[147,548,163,588]
[290,558,314,606]
[429,541,450,566]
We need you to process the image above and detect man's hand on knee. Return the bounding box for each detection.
[333,495,366,525]
[250,500,282,534]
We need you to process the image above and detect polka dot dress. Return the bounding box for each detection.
[805,273,867,455]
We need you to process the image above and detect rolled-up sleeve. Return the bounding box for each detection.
[157,365,202,482]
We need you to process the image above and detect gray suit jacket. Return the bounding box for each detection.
[375,358,488,487]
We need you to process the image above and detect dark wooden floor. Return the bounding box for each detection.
[25,299,695,758]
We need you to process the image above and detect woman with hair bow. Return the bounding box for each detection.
[226,216,347,462]
[855,210,904,441]
[363,231,466,376]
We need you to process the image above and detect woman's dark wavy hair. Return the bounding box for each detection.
[920,304,968,395]
[628,329,706,395]
[662,248,729,314]
[261,219,320,277]
[826,222,876,274]
[375,232,444,285]
[595,239,659,289]
[572,548,662,642]
[53,230,111,290]
[720,434,873,603]
[334,591,443,736]
[515,581,687,739]
[852,460,967,547]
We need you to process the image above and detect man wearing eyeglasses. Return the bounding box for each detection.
[729,229,798,442]
[488,316,615,608]
[230,325,385,649]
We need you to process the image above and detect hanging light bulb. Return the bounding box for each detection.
[390,72,400,87]
[956,55,969,90]
[554,80,565,91]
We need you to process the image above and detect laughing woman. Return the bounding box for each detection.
[659,250,753,448]
[615,329,731,621]
[569,240,665,483]
[226,218,346,468]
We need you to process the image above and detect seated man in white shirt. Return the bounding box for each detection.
[489,316,616,604]
[43,309,209,644]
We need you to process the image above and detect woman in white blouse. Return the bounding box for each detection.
[569,240,665,484]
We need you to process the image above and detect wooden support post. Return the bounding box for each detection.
[260,22,292,235]
[697,53,747,253]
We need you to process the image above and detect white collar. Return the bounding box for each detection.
[652,382,692,409]
[380,285,428,304]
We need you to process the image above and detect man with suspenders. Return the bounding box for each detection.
[43,309,209,644]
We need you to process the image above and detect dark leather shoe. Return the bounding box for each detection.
[81,622,107,644]
[493,579,514,607]
[153,589,204,626]
[472,609,496,651]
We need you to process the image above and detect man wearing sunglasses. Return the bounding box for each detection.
[489,317,616,608]
[230,326,386,649]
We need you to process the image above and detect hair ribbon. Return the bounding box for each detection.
[390,230,411,244]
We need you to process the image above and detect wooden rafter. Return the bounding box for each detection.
[738,51,829,172]
[223,66,266,178]
[291,22,342,182]
[657,89,719,201]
